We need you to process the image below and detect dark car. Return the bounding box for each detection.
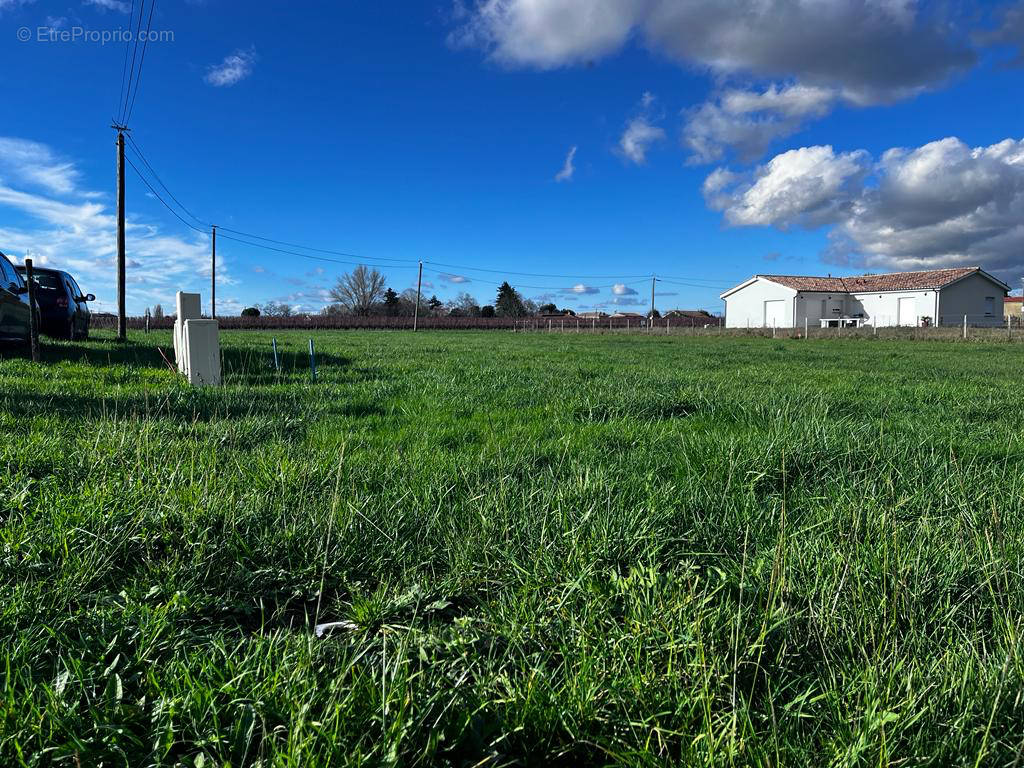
[15,266,94,340]
[0,251,31,347]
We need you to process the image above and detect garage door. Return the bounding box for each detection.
[897,296,916,326]
[764,300,787,328]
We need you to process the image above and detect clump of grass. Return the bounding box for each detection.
[1,330,1023,765]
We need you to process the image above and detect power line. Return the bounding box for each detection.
[122,135,738,293]
[216,226,417,265]
[422,266,650,292]
[218,232,421,271]
[119,0,148,124]
[423,260,651,280]
[126,135,206,227]
[124,154,206,233]
[116,0,136,123]
[123,0,158,127]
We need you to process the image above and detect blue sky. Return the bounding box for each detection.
[3,0,1024,315]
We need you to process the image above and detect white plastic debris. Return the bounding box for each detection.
[181,319,221,387]
[314,620,358,638]
[173,291,201,374]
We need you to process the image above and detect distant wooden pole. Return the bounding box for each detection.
[25,258,40,362]
[211,225,217,319]
[650,276,656,332]
[413,261,422,332]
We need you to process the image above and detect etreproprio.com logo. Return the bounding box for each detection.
[17,26,175,45]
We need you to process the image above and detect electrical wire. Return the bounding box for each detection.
[124,155,206,233]
[115,0,136,123]
[122,136,739,294]
[126,136,207,227]
[215,227,417,265]
[120,0,148,124]
[423,260,651,280]
[218,232,420,271]
[422,266,650,292]
[123,0,158,127]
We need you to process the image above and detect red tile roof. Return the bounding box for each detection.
[1006,296,1024,303]
[761,267,991,293]
[761,270,991,294]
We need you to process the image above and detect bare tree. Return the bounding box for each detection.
[261,301,293,317]
[329,265,387,316]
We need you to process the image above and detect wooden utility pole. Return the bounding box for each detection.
[211,225,217,318]
[413,260,423,332]
[650,276,656,332]
[114,127,127,340]
[25,258,40,362]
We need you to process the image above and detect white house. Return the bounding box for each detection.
[720,267,1010,329]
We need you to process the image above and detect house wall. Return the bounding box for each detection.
[937,273,1006,326]
[849,290,938,327]
[724,278,796,328]
[794,292,846,328]
[1005,300,1024,320]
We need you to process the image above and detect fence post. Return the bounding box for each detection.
[963,314,968,340]
[804,316,808,339]
[24,258,40,362]
[145,309,151,334]
[666,318,669,334]
[1008,315,1012,341]
[272,337,280,372]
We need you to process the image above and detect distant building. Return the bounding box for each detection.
[610,312,646,319]
[720,267,1009,329]
[576,311,607,319]
[1005,296,1023,321]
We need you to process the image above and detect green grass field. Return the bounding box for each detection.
[2,330,1023,766]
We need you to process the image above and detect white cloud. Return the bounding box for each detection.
[204,48,257,87]
[555,145,576,182]
[706,145,869,228]
[684,83,837,164]
[0,138,81,195]
[84,0,130,11]
[84,0,131,12]
[439,272,471,283]
[619,118,665,165]
[450,0,646,68]
[611,283,638,295]
[570,283,599,294]
[0,135,226,314]
[705,136,1024,277]
[453,0,974,104]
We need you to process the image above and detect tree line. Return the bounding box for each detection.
[241,266,568,319]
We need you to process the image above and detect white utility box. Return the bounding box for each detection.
[181,319,221,386]
[173,291,202,374]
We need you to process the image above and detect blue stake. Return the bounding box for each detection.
[309,338,317,382]
[272,338,280,372]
